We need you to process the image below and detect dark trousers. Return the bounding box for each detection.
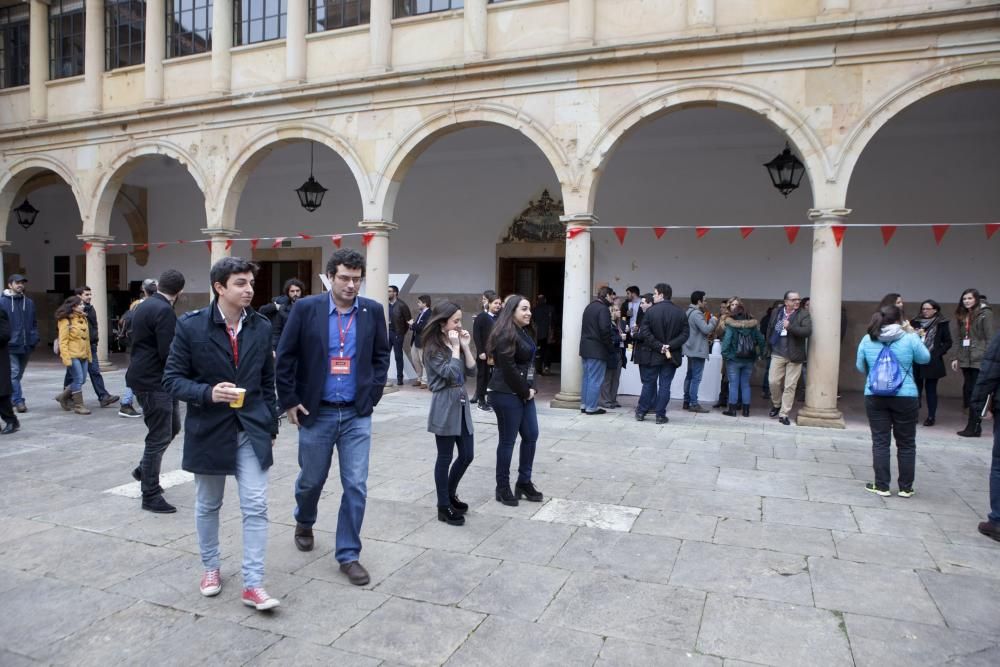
[136,391,181,501]
[474,359,491,404]
[637,363,677,418]
[913,368,939,419]
[536,339,551,371]
[864,395,919,491]
[961,368,980,409]
[0,394,14,423]
[491,391,538,487]
[389,331,405,382]
[434,412,475,506]
[989,417,1000,523]
[64,343,109,399]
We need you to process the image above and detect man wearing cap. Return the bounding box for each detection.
[1,275,39,413]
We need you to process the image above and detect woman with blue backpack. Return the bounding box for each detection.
[720,303,765,417]
[856,304,930,497]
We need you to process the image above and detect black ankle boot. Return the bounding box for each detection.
[957,416,982,438]
[515,481,544,502]
[1,417,19,434]
[722,403,737,417]
[741,404,750,417]
[449,494,469,514]
[496,485,518,506]
[438,506,465,525]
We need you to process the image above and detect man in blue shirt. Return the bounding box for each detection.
[275,249,390,586]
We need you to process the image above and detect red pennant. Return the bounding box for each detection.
[880,226,897,246]
[784,226,800,244]
[298,233,313,240]
[225,239,233,250]
[331,235,343,248]
[177,239,186,244]
[361,232,375,246]
[250,239,259,250]
[156,242,167,249]
[695,227,709,239]
[271,237,286,249]
[205,240,212,250]
[82,242,93,252]
[566,227,585,240]
[932,224,950,245]
[136,243,149,251]
[613,227,627,245]
[986,223,1000,240]
[740,227,754,239]
[832,225,847,247]
[653,227,666,239]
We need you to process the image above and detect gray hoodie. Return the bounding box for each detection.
[682,304,718,359]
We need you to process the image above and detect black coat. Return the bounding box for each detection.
[0,309,13,396]
[125,293,178,393]
[410,307,430,348]
[580,299,615,361]
[163,305,278,475]
[473,311,495,356]
[275,294,390,424]
[83,302,99,344]
[488,327,536,401]
[270,297,296,350]
[970,331,1000,416]
[388,299,411,337]
[634,300,689,367]
[913,317,953,380]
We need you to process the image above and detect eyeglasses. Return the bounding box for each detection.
[334,275,363,285]
[787,298,801,302]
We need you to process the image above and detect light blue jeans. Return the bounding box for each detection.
[195,433,269,588]
[122,385,135,406]
[581,357,607,412]
[10,352,29,404]
[68,358,88,392]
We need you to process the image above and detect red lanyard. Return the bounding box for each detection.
[337,310,356,351]
[965,315,971,338]
[226,324,239,367]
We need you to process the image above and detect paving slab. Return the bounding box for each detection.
[715,468,809,500]
[375,548,500,605]
[831,531,937,569]
[293,537,424,589]
[631,508,718,542]
[922,539,1000,580]
[595,638,723,666]
[247,637,382,666]
[531,498,641,532]
[548,526,680,584]
[444,615,603,667]
[472,517,576,566]
[622,485,762,521]
[140,615,281,665]
[918,570,1000,634]
[458,560,570,621]
[401,512,509,553]
[762,497,859,532]
[851,506,949,541]
[713,518,836,557]
[809,557,943,625]
[844,613,997,667]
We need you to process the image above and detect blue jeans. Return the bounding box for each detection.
[64,344,109,399]
[637,364,677,418]
[989,417,1000,523]
[122,385,135,407]
[68,358,89,392]
[195,433,269,588]
[581,357,607,412]
[294,405,372,563]
[9,352,29,405]
[727,359,753,406]
[684,357,706,406]
[491,391,538,487]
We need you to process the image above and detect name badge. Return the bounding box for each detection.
[780,329,788,337]
[962,338,971,347]
[526,367,536,383]
[331,357,352,375]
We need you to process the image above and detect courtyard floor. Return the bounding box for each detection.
[1,361,998,666]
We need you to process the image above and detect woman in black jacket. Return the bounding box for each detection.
[0,308,18,434]
[486,295,542,507]
[912,299,952,427]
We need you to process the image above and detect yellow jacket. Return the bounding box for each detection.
[58,313,92,366]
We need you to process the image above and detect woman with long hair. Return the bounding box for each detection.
[856,304,929,497]
[486,295,543,506]
[911,299,952,427]
[54,295,92,415]
[720,302,765,417]
[952,288,994,437]
[878,293,913,332]
[421,302,477,526]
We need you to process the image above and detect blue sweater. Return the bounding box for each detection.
[855,332,930,397]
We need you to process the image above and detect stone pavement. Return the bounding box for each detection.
[2,362,999,666]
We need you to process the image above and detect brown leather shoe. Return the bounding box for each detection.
[294,523,314,551]
[339,560,370,586]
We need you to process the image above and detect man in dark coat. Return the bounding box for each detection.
[387,285,411,386]
[1,274,38,413]
[63,286,119,407]
[533,294,555,375]
[473,291,501,411]
[163,257,281,610]
[579,286,616,415]
[971,331,1000,541]
[634,283,689,424]
[0,308,18,434]
[125,269,185,513]
[276,248,390,587]
[268,278,305,351]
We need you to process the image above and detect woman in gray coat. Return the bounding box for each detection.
[422,302,477,526]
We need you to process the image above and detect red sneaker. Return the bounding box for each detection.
[199,569,222,597]
[242,587,280,610]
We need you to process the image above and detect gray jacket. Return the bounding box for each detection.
[682,305,718,359]
[425,349,477,436]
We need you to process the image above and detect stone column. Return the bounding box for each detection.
[359,220,395,309]
[797,208,851,429]
[687,0,715,27]
[369,0,392,73]
[464,0,487,62]
[568,0,595,45]
[552,214,595,409]
[78,235,114,369]
[83,0,104,113]
[29,0,48,121]
[286,0,307,82]
[821,0,851,13]
[212,0,234,93]
[144,0,165,102]
[0,241,9,281]
[202,227,240,267]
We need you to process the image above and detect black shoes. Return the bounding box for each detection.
[496,485,518,506]
[339,561,370,586]
[779,416,791,426]
[449,495,469,514]
[438,506,465,525]
[655,415,669,425]
[142,496,177,514]
[583,408,607,415]
[476,401,492,412]
[742,404,750,417]
[923,417,935,427]
[957,418,982,438]
[515,481,544,502]
[682,402,689,410]
[1,418,19,435]
[635,412,646,422]
[722,404,738,417]
[769,407,780,418]
[131,467,142,482]
[978,521,1000,542]
[294,523,314,551]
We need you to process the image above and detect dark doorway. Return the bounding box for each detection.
[253,260,312,310]
[498,257,564,365]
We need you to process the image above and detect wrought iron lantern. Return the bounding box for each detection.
[13,199,39,230]
[763,143,806,197]
[295,142,327,212]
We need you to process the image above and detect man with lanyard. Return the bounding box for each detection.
[276,248,390,586]
[766,290,812,425]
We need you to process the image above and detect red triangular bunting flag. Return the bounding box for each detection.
[653,227,666,239]
[880,226,897,246]
[986,223,1000,240]
[177,239,186,244]
[299,233,313,240]
[566,227,585,240]
[784,226,800,244]
[932,224,950,245]
[832,225,847,247]
[613,227,627,245]
[205,240,212,250]
[271,237,286,249]
[225,239,233,250]
[740,227,754,239]
[362,232,375,246]
[250,239,259,250]
[695,227,709,239]
[156,242,167,249]
[82,242,92,252]
[331,235,343,248]
[137,243,149,251]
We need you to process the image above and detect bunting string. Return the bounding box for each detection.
[81,231,371,252]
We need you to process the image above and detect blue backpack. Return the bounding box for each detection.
[867,343,905,396]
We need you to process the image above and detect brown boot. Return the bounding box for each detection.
[72,391,91,415]
[54,387,72,411]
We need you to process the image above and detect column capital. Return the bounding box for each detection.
[358,219,398,234]
[560,213,599,227]
[807,207,851,221]
[200,227,242,238]
[0,240,11,249]
[77,234,114,245]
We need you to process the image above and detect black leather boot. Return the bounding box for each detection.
[722,403,738,417]
[957,415,982,438]
[449,494,469,514]
[515,481,544,502]
[1,417,19,434]
[496,485,518,506]
[741,404,750,417]
[438,506,465,525]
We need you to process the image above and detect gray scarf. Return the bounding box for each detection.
[917,316,939,355]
